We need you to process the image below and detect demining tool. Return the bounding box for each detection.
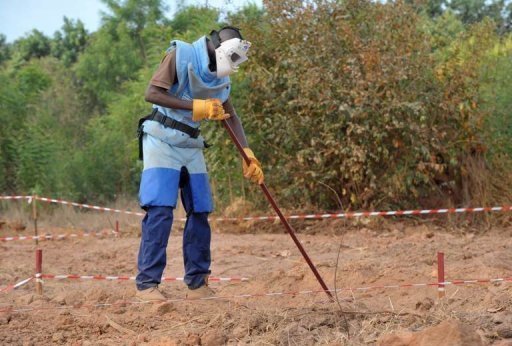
[222,120,334,300]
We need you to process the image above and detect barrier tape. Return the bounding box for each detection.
[0,277,33,294]
[0,230,118,242]
[34,196,145,217]
[0,196,31,200]
[2,195,512,222]
[1,276,510,313]
[38,274,512,290]
[41,274,249,282]
[214,206,512,221]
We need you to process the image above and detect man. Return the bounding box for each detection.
[135,26,263,301]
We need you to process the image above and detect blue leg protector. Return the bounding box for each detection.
[183,212,211,288]
[180,168,212,289]
[136,206,173,290]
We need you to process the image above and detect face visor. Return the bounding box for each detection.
[214,38,251,78]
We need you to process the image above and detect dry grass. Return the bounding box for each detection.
[0,196,194,237]
[461,154,512,228]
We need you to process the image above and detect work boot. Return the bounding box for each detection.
[186,284,216,300]
[135,286,166,302]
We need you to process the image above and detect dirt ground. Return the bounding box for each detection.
[1,211,512,345]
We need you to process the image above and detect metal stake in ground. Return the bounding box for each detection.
[437,251,445,298]
[222,120,333,300]
[35,249,43,295]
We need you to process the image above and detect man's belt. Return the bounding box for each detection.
[146,109,200,139]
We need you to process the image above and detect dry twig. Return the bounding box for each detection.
[105,314,136,335]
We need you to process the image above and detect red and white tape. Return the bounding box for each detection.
[335,277,512,291]
[2,195,512,221]
[39,273,512,289]
[0,196,31,200]
[0,230,118,242]
[41,274,248,282]
[2,275,511,313]
[0,277,33,294]
[34,196,145,217]
[214,206,512,221]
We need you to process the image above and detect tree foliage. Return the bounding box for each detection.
[0,34,10,65]
[11,29,52,63]
[51,17,89,66]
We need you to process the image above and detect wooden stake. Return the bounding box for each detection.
[32,195,38,246]
[35,249,43,295]
[437,251,445,298]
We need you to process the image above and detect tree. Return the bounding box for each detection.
[0,61,52,193]
[0,71,25,192]
[411,0,512,32]
[11,29,51,62]
[448,0,503,24]
[170,5,220,38]
[238,0,496,209]
[74,0,168,111]
[0,34,10,65]
[101,0,168,59]
[51,17,89,66]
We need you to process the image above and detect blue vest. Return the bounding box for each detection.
[142,36,231,148]
[139,36,229,212]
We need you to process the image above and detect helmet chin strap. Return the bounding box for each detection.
[206,38,218,72]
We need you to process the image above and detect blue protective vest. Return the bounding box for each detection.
[139,36,231,212]
[142,36,231,148]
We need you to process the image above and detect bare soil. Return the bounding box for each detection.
[1,214,512,345]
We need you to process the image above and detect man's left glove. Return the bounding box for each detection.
[242,148,264,185]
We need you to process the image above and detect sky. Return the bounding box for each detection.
[0,0,263,43]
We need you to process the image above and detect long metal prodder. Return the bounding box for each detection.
[222,120,334,300]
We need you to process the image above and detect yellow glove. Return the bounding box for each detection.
[242,148,264,185]
[192,99,230,122]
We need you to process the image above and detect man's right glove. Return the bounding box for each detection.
[192,98,230,122]
[242,148,264,185]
